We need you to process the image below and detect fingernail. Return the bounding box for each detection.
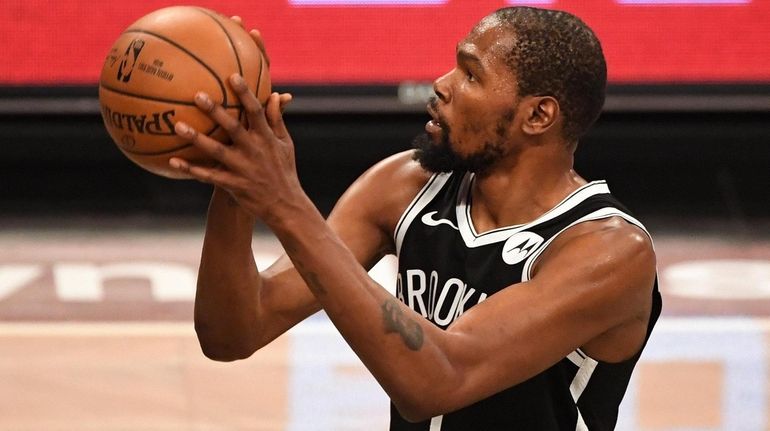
[231,74,245,86]
[195,92,211,107]
[175,122,190,135]
[169,158,181,169]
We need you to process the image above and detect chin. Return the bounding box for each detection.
[411,132,459,174]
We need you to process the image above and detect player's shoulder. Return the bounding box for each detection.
[349,150,433,201]
[559,216,653,258]
[536,215,656,280]
[365,150,432,184]
[332,150,433,230]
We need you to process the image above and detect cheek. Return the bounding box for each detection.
[455,107,501,142]
[450,102,484,136]
[495,110,517,138]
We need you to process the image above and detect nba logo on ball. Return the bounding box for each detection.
[98,6,272,179]
[117,39,145,83]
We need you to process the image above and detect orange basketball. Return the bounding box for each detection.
[99,6,271,179]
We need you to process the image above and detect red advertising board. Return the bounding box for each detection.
[2,0,769,85]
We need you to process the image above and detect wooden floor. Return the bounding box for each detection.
[1,221,769,430]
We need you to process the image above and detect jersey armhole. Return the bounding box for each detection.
[520,207,653,282]
[393,172,452,256]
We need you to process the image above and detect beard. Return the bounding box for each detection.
[411,124,506,176]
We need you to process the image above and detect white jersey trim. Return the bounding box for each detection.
[429,415,444,431]
[518,206,653,431]
[456,174,612,248]
[575,408,590,431]
[570,352,598,430]
[393,172,452,256]
[570,356,598,401]
[521,206,653,282]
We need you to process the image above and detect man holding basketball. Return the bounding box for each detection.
[170,6,661,430]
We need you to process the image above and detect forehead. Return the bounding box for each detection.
[458,17,516,68]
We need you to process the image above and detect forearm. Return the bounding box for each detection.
[268,195,458,419]
[195,187,263,360]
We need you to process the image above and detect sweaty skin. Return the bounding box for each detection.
[170,23,655,422]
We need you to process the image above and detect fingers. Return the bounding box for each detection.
[168,156,240,188]
[228,74,269,132]
[193,91,253,144]
[279,93,293,113]
[249,29,271,67]
[227,16,270,67]
[174,121,238,166]
[265,92,290,140]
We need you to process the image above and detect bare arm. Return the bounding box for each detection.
[193,151,427,361]
[265,198,655,420]
[171,76,656,421]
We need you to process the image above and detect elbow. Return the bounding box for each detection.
[391,381,459,423]
[195,323,259,362]
[392,360,471,422]
[395,405,433,424]
[393,396,447,423]
[199,342,254,362]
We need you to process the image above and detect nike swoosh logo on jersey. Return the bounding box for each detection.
[421,211,459,230]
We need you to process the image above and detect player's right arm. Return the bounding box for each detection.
[194,150,428,361]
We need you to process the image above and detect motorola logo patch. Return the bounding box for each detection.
[501,231,544,265]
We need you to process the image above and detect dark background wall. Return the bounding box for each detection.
[1,85,768,231]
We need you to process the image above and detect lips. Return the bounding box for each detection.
[425,104,443,135]
[425,119,442,135]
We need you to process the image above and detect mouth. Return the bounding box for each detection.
[425,104,443,135]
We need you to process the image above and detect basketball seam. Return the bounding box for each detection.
[117,29,223,139]
[122,28,228,108]
[99,84,242,109]
[100,83,239,155]
[120,143,195,156]
[195,8,244,75]
[195,8,247,132]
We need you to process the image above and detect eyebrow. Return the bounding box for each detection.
[456,44,484,70]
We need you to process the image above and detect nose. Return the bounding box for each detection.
[433,70,451,103]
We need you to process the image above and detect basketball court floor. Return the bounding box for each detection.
[1,217,769,430]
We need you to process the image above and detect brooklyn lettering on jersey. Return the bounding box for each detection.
[389,172,662,430]
[395,269,487,328]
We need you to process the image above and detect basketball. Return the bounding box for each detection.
[98,6,271,179]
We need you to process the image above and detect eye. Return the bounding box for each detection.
[466,71,476,82]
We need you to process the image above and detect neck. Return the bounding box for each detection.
[469,142,585,233]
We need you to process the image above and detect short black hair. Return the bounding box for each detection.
[490,7,607,142]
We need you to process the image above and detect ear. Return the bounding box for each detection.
[521,96,559,136]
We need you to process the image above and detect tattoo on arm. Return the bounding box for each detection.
[302,270,327,296]
[282,239,328,296]
[381,298,424,351]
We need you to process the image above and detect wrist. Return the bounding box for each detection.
[261,191,321,234]
[209,187,258,231]
[213,186,254,213]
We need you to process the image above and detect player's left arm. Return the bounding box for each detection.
[436,219,656,413]
[170,74,656,423]
[267,211,655,421]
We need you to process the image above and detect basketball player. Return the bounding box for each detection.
[170,7,661,430]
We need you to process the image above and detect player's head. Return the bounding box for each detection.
[494,7,607,142]
[413,6,607,175]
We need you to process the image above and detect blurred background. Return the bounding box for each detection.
[1,1,769,430]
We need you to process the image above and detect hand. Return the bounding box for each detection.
[169,74,301,223]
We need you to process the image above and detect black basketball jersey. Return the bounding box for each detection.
[390,171,662,431]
